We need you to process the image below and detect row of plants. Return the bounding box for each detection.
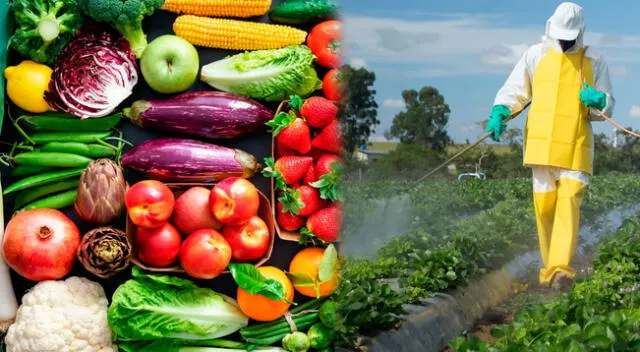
[334,175,640,350]
[450,213,640,351]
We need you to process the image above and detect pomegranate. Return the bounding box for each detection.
[3,209,81,281]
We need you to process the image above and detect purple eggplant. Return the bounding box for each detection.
[123,91,273,140]
[120,138,261,182]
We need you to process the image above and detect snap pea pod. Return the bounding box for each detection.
[14,152,93,168]
[3,168,85,195]
[13,178,79,209]
[17,112,122,132]
[40,142,116,158]
[19,189,78,212]
[29,131,111,145]
[11,165,58,177]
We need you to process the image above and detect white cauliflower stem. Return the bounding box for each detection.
[4,276,117,352]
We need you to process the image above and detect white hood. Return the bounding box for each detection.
[542,2,586,52]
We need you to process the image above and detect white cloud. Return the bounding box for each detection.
[629,106,640,118]
[349,58,367,69]
[382,99,405,108]
[610,64,632,80]
[479,43,529,67]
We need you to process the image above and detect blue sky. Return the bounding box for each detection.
[342,1,640,144]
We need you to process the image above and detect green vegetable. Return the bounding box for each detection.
[0,0,14,134]
[28,131,111,144]
[3,167,84,194]
[269,0,339,25]
[16,111,122,131]
[76,0,164,58]
[318,301,337,327]
[228,263,289,302]
[201,45,322,102]
[108,266,249,342]
[241,299,325,337]
[13,178,79,209]
[307,323,334,349]
[41,142,116,158]
[14,151,93,167]
[118,339,287,352]
[19,189,77,211]
[8,0,83,65]
[282,332,310,352]
[11,164,57,177]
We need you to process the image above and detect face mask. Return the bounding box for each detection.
[558,39,576,52]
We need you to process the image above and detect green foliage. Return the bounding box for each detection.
[339,65,379,154]
[367,143,446,180]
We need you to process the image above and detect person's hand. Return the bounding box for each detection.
[580,83,606,110]
[486,105,510,142]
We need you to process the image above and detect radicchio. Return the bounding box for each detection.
[45,26,138,119]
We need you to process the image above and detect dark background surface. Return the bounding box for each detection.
[3,0,332,305]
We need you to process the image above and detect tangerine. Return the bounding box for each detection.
[289,247,339,298]
[237,266,294,322]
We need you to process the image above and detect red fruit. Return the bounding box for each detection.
[302,163,319,186]
[300,96,338,129]
[276,143,298,158]
[308,148,325,161]
[323,69,341,102]
[316,154,344,179]
[210,177,260,226]
[173,187,222,235]
[311,119,342,154]
[306,206,342,242]
[277,202,305,231]
[135,222,182,268]
[274,156,313,185]
[125,180,175,229]
[180,229,232,279]
[307,20,342,69]
[223,216,271,262]
[295,185,327,217]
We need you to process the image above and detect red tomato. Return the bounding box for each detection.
[323,68,342,102]
[135,222,182,267]
[125,180,175,228]
[307,20,342,69]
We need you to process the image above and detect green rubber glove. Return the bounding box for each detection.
[486,105,510,142]
[580,83,606,110]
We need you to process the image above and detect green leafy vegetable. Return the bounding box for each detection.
[201,45,322,102]
[107,266,249,342]
[227,263,288,302]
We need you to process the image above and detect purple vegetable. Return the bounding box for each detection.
[123,91,273,140]
[120,138,261,182]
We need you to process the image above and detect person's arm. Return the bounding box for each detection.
[493,47,534,115]
[589,54,615,121]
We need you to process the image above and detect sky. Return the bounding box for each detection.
[341,0,640,144]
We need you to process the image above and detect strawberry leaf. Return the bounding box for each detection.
[286,272,316,287]
[299,227,327,246]
[265,111,297,136]
[289,95,304,111]
[318,244,338,283]
[278,187,304,215]
[228,263,285,301]
[261,157,287,191]
[310,162,344,201]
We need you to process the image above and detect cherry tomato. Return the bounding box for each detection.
[307,20,342,69]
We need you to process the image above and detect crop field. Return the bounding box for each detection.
[334,175,640,350]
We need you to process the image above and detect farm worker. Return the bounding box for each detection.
[486,2,615,289]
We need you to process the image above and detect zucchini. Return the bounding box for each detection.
[270,0,339,25]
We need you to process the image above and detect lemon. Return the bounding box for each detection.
[4,60,53,113]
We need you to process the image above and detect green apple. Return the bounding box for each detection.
[141,35,199,94]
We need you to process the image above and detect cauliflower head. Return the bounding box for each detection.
[5,276,117,352]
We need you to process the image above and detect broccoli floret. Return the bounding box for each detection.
[9,0,83,65]
[77,0,165,58]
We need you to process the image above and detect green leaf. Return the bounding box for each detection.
[299,227,326,246]
[261,157,287,191]
[265,111,296,136]
[287,272,316,287]
[310,161,344,202]
[318,244,338,283]
[228,263,285,301]
[290,95,304,111]
[278,187,305,215]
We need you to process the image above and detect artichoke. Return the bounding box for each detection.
[75,158,126,224]
[78,227,132,278]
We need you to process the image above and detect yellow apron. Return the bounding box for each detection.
[524,47,595,174]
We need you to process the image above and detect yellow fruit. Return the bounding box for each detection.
[237,266,294,322]
[4,60,53,113]
[289,247,339,298]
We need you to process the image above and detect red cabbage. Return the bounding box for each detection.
[44,26,138,119]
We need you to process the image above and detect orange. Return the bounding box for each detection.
[237,266,294,322]
[288,247,339,298]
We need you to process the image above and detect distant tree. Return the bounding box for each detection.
[387,86,452,153]
[339,65,380,154]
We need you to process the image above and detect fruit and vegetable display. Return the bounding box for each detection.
[0,1,344,352]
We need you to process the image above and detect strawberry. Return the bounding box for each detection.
[311,119,342,154]
[262,156,313,190]
[311,153,344,202]
[302,163,319,186]
[291,95,338,129]
[278,185,326,216]
[308,148,325,161]
[266,111,311,154]
[276,143,298,158]
[302,205,342,243]
[315,153,344,179]
[277,202,305,231]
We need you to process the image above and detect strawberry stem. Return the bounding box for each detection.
[261,157,287,190]
[289,95,304,111]
[299,227,327,246]
[265,111,297,136]
[277,187,305,216]
[310,162,344,201]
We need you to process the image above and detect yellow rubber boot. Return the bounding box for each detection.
[542,178,586,284]
[533,190,557,283]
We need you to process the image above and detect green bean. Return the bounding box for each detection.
[13,178,79,209]
[3,168,85,195]
[41,142,116,158]
[11,165,58,177]
[14,152,93,168]
[17,112,122,132]
[29,132,111,145]
[19,189,78,211]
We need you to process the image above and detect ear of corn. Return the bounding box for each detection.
[173,15,308,51]
[161,0,272,17]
